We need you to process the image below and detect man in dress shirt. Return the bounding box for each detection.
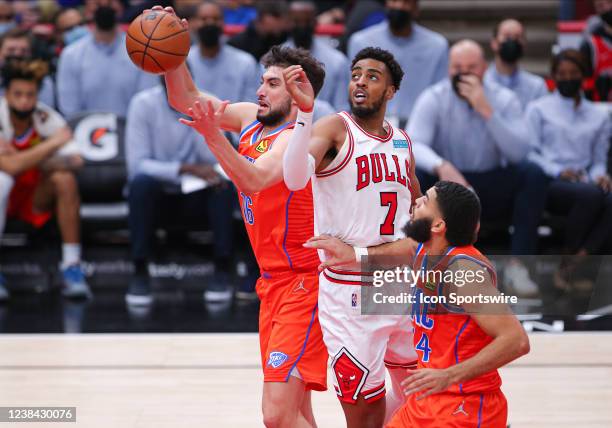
[347,0,448,126]
[286,0,349,112]
[187,1,259,105]
[56,0,157,118]
[485,19,548,110]
[125,79,235,306]
[408,39,549,294]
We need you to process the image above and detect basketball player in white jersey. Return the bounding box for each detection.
[282,47,421,428]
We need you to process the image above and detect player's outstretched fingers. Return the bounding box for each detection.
[216,100,230,116]
[187,107,200,121]
[193,101,206,119]
[178,117,195,127]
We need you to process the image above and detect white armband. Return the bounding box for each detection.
[354,246,368,263]
[283,109,315,191]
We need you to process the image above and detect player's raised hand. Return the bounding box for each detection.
[303,235,356,271]
[146,5,188,29]
[283,65,314,112]
[179,100,229,139]
[401,368,453,400]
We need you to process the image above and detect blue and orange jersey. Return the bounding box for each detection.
[237,119,319,274]
[411,244,501,394]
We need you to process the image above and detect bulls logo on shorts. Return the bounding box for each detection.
[331,348,369,403]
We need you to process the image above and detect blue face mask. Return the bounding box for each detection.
[63,25,89,46]
[0,22,15,36]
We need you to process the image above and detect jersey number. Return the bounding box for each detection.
[240,192,254,225]
[380,192,398,235]
[415,332,431,362]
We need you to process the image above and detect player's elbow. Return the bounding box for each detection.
[517,332,530,357]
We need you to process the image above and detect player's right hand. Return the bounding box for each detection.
[147,5,188,30]
[283,65,314,112]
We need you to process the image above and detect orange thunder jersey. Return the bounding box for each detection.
[411,244,502,394]
[237,120,319,273]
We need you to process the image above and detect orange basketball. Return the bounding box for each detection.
[126,10,190,74]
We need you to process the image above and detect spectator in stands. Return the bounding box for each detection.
[125,78,236,306]
[0,1,15,37]
[526,49,612,255]
[485,19,548,110]
[53,7,88,49]
[348,0,448,127]
[286,0,349,112]
[0,28,54,108]
[408,40,549,295]
[187,1,259,105]
[0,59,91,301]
[228,1,289,61]
[580,0,612,101]
[584,0,612,35]
[56,0,157,118]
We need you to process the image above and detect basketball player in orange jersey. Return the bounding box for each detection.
[386,181,530,427]
[149,6,328,427]
[282,47,421,428]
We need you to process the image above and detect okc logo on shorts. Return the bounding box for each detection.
[267,351,288,368]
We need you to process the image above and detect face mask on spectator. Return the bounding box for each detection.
[601,10,612,27]
[0,21,15,36]
[291,25,314,49]
[63,25,88,46]
[386,8,411,31]
[10,106,35,120]
[556,79,582,98]
[499,39,523,63]
[261,31,287,47]
[451,73,470,100]
[94,6,117,31]
[197,24,222,47]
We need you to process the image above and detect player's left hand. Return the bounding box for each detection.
[402,368,453,400]
[457,75,493,119]
[180,99,229,139]
[283,65,314,112]
[303,234,355,271]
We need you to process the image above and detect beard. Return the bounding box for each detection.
[257,98,292,127]
[402,217,433,243]
[349,93,386,119]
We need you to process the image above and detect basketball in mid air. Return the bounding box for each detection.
[125,9,190,74]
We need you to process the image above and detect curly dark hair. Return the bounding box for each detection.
[551,48,586,77]
[260,45,326,97]
[1,59,48,90]
[434,181,481,247]
[351,47,404,91]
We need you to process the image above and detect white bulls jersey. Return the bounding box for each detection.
[312,111,415,264]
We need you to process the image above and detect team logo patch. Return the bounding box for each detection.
[255,139,270,153]
[267,351,288,368]
[392,139,408,149]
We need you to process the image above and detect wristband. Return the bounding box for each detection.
[354,246,368,263]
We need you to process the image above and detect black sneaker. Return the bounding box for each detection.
[204,271,233,303]
[125,275,153,306]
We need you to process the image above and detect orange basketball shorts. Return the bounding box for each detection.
[386,389,507,428]
[256,270,327,391]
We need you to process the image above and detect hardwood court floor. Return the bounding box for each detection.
[0,333,610,427]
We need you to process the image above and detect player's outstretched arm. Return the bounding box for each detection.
[152,5,256,133]
[282,66,342,190]
[402,260,530,399]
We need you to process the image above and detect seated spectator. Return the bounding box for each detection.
[408,40,549,295]
[0,1,15,37]
[228,0,289,61]
[125,79,236,306]
[286,0,349,111]
[56,0,157,118]
[187,1,259,105]
[485,19,548,110]
[526,49,612,255]
[580,0,612,101]
[0,59,90,301]
[584,0,611,35]
[0,28,54,107]
[53,7,88,50]
[348,0,448,127]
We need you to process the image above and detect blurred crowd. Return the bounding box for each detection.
[0,0,610,307]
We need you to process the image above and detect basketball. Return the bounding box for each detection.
[125,10,190,74]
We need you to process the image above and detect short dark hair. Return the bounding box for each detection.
[261,45,326,97]
[1,59,48,90]
[0,28,32,50]
[351,47,404,91]
[551,48,586,76]
[434,181,481,247]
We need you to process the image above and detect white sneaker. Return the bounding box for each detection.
[504,261,539,297]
